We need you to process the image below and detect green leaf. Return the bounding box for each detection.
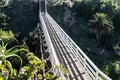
[0,73,6,80]
[13,69,17,76]
[6,60,13,77]
[4,45,22,54]
[45,72,57,80]
[5,48,29,56]
[5,54,23,67]
[1,41,4,48]
[3,59,6,66]
[62,68,69,74]
[38,74,42,79]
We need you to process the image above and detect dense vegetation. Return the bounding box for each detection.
[0,0,120,80]
[0,0,69,80]
[48,0,120,79]
[0,0,39,53]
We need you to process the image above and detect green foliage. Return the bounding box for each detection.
[45,72,57,80]
[48,4,64,25]
[73,0,102,20]
[0,12,8,26]
[9,52,58,80]
[4,0,39,53]
[0,0,11,28]
[89,13,114,31]
[88,13,114,47]
[102,64,113,75]
[26,53,45,71]
[0,29,14,38]
[100,1,117,16]
[0,40,58,80]
[115,63,120,73]
[1,0,38,52]
[113,7,120,34]
[0,30,30,79]
[0,0,70,80]
[0,0,6,8]
[0,40,31,79]
[72,0,120,50]
[0,29,17,44]
[37,74,42,79]
[56,64,69,75]
[0,13,8,27]
[114,42,120,50]
[73,0,117,20]
[5,0,39,36]
[27,30,39,52]
[47,0,61,5]
[0,73,6,80]
[102,62,120,80]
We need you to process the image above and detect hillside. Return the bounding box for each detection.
[0,0,120,80]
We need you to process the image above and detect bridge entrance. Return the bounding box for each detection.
[40,0,47,14]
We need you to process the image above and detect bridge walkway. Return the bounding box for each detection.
[43,15,91,80]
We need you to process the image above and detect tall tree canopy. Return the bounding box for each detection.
[88,13,114,47]
[47,0,63,5]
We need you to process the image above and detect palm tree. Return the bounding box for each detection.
[88,13,114,47]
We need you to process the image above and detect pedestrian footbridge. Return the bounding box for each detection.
[38,0,112,80]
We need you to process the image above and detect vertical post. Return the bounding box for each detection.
[83,57,87,72]
[95,71,99,80]
[40,0,47,15]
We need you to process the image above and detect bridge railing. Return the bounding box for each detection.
[39,13,60,76]
[46,13,112,80]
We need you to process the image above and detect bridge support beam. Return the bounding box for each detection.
[39,0,47,15]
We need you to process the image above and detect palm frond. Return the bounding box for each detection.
[5,54,23,67]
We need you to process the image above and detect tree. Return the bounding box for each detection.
[113,7,120,34]
[0,0,11,27]
[73,0,102,20]
[47,0,63,5]
[88,13,114,47]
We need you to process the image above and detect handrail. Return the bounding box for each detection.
[39,14,60,75]
[46,13,112,80]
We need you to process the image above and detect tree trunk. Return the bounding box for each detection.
[96,29,101,47]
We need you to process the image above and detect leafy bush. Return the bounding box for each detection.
[0,38,58,80]
[73,0,101,20]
